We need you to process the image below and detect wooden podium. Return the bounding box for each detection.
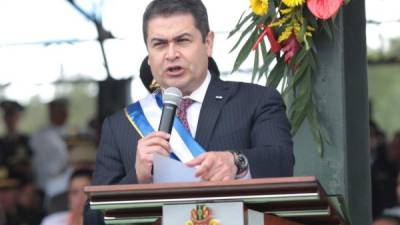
[84,177,348,225]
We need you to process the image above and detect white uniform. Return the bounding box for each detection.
[40,211,69,225]
[30,125,72,198]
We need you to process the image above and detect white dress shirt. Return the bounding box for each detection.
[184,72,211,137]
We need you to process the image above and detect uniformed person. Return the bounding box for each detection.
[0,100,32,178]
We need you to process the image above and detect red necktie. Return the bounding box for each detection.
[177,98,194,133]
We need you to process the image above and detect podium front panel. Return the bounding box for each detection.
[163,202,244,225]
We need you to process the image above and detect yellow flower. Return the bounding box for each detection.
[278,25,294,43]
[280,8,294,15]
[250,0,268,16]
[269,16,290,28]
[282,0,305,8]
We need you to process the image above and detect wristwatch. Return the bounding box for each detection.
[231,151,249,177]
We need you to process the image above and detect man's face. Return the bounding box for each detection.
[4,112,19,131]
[146,13,214,96]
[68,176,91,214]
[49,106,68,126]
[373,218,399,225]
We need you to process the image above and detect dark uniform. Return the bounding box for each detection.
[0,166,44,225]
[0,100,33,178]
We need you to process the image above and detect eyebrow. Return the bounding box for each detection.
[150,32,193,44]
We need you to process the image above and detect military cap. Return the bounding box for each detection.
[0,100,24,115]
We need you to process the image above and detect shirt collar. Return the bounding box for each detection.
[185,71,211,104]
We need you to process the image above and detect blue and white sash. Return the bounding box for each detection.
[125,92,205,162]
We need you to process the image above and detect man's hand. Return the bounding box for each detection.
[135,131,171,183]
[185,151,237,181]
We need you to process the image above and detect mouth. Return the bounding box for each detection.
[165,65,184,76]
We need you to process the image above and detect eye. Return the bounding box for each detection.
[152,41,167,48]
[177,38,191,44]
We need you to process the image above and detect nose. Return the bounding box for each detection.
[166,43,179,61]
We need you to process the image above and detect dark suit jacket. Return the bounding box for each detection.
[84,74,294,224]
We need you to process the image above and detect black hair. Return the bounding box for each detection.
[69,168,93,183]
[48,98,69,109]
[142,0,210,44]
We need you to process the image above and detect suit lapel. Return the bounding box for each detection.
[195,77,237,149]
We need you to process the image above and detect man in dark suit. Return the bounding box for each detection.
[85,0,293,223]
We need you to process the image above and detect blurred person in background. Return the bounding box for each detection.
[370,120,398,219]
[0,166,43,225]
[17,176,45,225]
[0,166,20,225]
[45,135,97,214]
[373,215,400,225]
[379,169,400,219]
[29,98,73,212]
[388,132,400,169]
[40,169,93,225]
[0,100,33,178]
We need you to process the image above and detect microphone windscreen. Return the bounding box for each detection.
[163,87,182,106]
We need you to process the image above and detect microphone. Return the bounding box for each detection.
[158,87,182,133]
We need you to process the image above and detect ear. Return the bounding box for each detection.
[205,31,214,57]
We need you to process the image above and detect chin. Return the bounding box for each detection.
[165,80,188,90]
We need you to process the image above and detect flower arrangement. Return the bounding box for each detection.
[229,0,350,155]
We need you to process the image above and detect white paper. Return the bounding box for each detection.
[153,154,201,183]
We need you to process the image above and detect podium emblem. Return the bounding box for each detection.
[185,205,219,225]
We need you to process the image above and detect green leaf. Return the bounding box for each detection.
[290,97,310,135]
[229,14,268,53]
[228,11,252,38]
[282,49,315,98]
[298,18,308,44]
[231,29,258,73]
[257,40,270,81]
[259,49,276,81]
[251,47,260,82]
[291,75,312,116]
[229,19,259,53]
[308,51,317,71]
[322,21,333,40]
[268,0,276,18]
[307,102,323,156]
[304,9,318,28]
[302,66,312,92]
[289,47,308,69]
[282,64,309,97]
[266,60,285,89]
[260,39,269,60]
[294,64,309,85]
[308,37,318,53]
[291,87,310,110]
[321,127,333,146]
[281,69,288,93]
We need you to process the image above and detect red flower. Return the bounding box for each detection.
[281,33,300,64]
[252,26,281,53]
[307,0,344,20]
[265,27,281,53]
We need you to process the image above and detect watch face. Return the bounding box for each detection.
[238,155,246,164]
[235,152,248,174]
